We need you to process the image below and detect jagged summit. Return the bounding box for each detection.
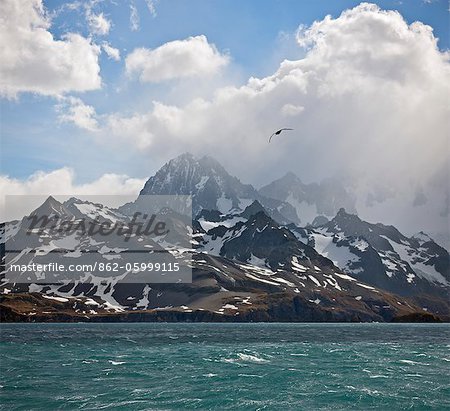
[333,207,361,222]
[138,152,300,224]
[412,231,433,244]
[279,171,302,184]
[310,215,329,227]
[29,196,71,218]
[44,195,58,204]
[323,207,404,247]
[139,152,256,212]
[141,152,251,195]
[241,200,267,219]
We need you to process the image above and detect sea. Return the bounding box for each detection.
[0,323,449,410]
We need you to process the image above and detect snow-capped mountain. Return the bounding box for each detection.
[197,200,336,274]
[1,154,448,322]
[259,172,356,225]
[2,196,193,287]
[1,198,429,322]
[63,197,128,224]
[137,153,300,225]
[289,208,449,314]
[2,248,428,322]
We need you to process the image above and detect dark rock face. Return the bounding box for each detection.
[201,206,334,274]
[310,215,329,227]
[391,312,442,323]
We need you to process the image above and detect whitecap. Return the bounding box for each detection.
[399,359,428,365]
[238,373,264,378]
[237,353,269,363]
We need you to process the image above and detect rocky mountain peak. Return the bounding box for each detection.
[241,200,267,219]
[280,171,302,185]
[334,207,360,221]
[29,196,71,218]
[412,231,433,244]
[138,153,299,224]
[140,152,245,196]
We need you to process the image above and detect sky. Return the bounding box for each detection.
[0,0,449,242]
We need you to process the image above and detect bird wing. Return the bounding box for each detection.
[269,128,293,143]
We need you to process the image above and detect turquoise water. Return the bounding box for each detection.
[0,324,449,410]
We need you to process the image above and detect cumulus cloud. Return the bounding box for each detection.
[87,11,111,35]
[105,3,449,239]
[0,0,102,98]
[102,42,121,61]
[125,35,229,83]
[57,96,99,131]
[0,168,146,220]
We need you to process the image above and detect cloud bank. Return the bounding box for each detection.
[0,169,146,220]
[106,3,449,238]
[0,0,102,98]
[111,4,449,180]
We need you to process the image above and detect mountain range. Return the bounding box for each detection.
[1,153,448,322]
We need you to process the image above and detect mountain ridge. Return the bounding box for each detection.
[1,153,448,322]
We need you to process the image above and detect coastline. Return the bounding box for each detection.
[1,292,444,323]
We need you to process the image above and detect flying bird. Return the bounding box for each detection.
[269,128,293,143]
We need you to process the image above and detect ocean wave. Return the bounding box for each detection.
[108,360,126,366]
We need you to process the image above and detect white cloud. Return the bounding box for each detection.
[87,11,111,35]
[0,0,102,99]
[125,35,229,83]
[145,0,157,17]
[57,96,99,131]
[130,3,139,31]
[0,168,146,220]
[102,42,121,61]
[128,0,156,31]
[281,103,304,117]
[105,3,450,239]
